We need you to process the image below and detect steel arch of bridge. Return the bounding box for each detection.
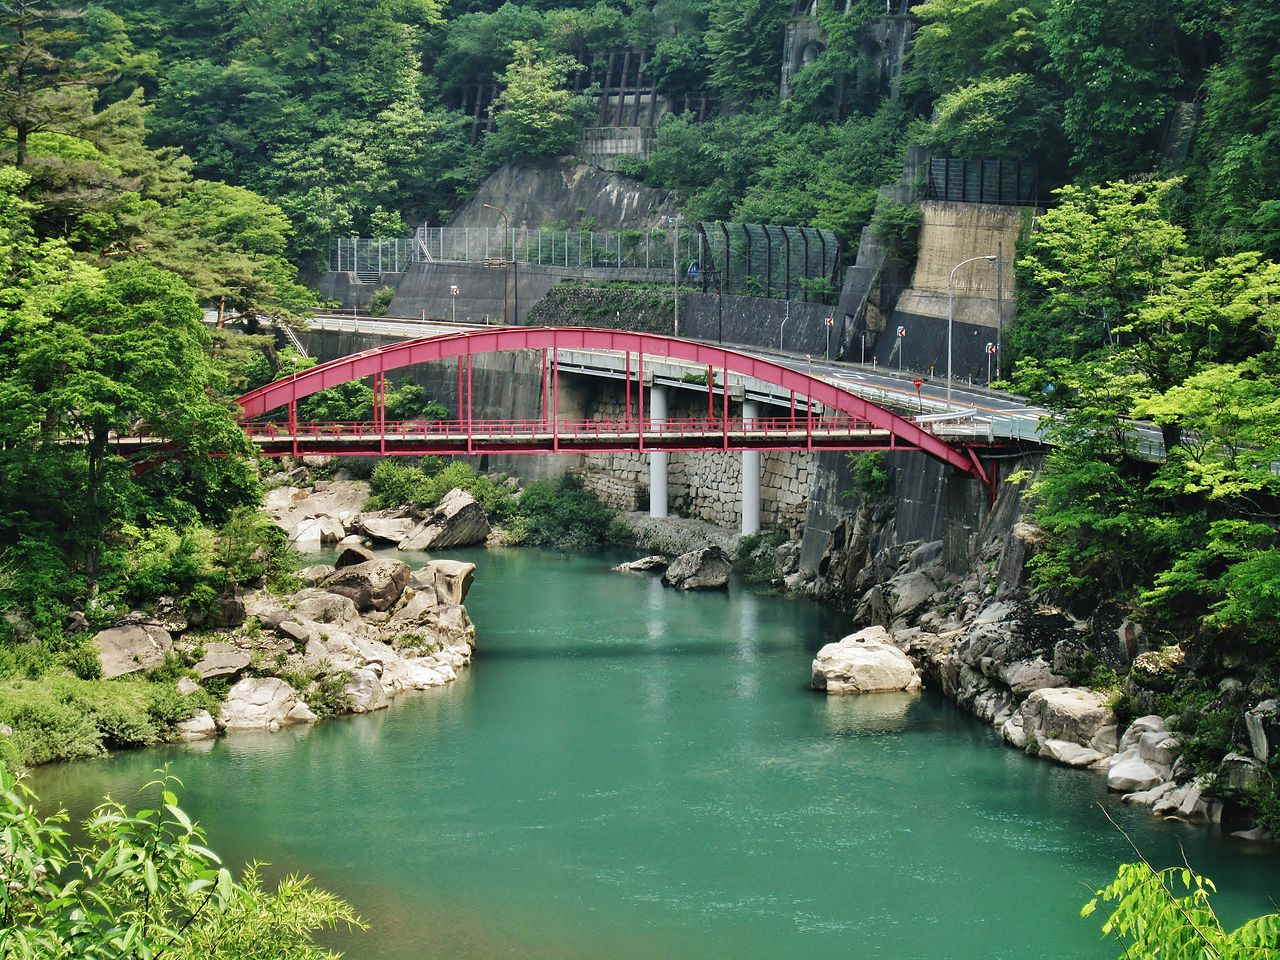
[235,326,992,489]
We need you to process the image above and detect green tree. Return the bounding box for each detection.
[703,0,787,107]
[907,0,1050,96]
[486,40,584,165]
[1011,179,1189,363]
[0,260,247,590]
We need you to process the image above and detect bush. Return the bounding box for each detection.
[734,529,787,583]
[0,675,211,768]
[847,452,892,500]
[514,475,629,551]
[367,458,515,522]
[369,285,395,317]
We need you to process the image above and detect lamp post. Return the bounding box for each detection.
[947,254,997,407]
[483,203,516,325]
[665,214,681,337]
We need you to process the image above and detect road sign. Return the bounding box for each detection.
[912,378,924,390]
[824,316,833,327]
[896,325,906,337]
[986,342,997,354]
[450,285,460,296]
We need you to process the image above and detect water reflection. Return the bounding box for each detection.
[822,691,921,735]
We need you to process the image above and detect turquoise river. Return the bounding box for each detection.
[31,547,1279,958]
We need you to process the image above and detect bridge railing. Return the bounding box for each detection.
[240,414,904,440]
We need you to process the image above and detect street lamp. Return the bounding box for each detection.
[483,203,516,325]
[947,254,997,407]
[664,214,681,337]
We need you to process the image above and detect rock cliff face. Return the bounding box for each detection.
[789,455,1265,835]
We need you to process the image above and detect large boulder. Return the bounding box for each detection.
[176,711,217,741]
[811,626,923,695]
[1017,687,1114,751]
[319,559,410,612]
[662,546,731,591]
[296,564,335,587]
[357,512,417,545]
[385,590,476,650]
[192,642,251,680]
[335,544,376,569]
[291,515,344,550]
[398,489,491,550]
[93,624,173,679]
[1245,699,1279,762]
[410,559,477,605]
[289,588,362,626]
[1107,754,1168,792]
[613,555,669,573]
[219,677,316,730]
[343,668,389,713]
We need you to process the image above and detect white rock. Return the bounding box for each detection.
[1138,731,1180,766]
[220,678,313,730]
[1039,739,1105,768]
[811,627,923,695]
[1107,754,1168,792]
[343,667,388,713]
[1119,715,1166,752]
[93,624,173,679]
[1122,780,1179,807]
[176,711,217,741]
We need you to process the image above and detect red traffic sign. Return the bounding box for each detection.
[824,316,833,327]
[985,342,997,354]
[896,325,906,337]
[912,378,924,390]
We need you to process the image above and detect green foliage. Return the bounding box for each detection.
[369,285,396,317]
[1082,860,1280,958]
[0,766,367,957]
[847,452,891,500]
[512,474,630,550]
[368,458,515,521]
[734,528,786,583]
[703,0,787,107]
[485,40,588,166]
[0,675,212,767]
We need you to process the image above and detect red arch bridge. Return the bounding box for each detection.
[148,327,1011,532]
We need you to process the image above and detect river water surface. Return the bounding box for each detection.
[32,548,1279,958]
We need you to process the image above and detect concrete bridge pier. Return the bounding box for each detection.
[741,400,761,536]
[648,384,668,518]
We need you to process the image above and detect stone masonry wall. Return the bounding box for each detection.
[578,391,812,529]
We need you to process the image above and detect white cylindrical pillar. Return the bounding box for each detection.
[649,384,668,519]
[741,400,761,535]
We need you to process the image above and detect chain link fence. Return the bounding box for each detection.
[696,223,841,302]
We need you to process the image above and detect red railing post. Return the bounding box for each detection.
[721,361,729,450]
[466,347,473,455]
[288,399,298,457]
[806,392,813,450]
[540,347,548,425]
[375,368,386,455]
[638,349,645,452]
[624,350,632,428]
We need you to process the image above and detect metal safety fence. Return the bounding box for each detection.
[695,223,841,302]
[329,221,842,303]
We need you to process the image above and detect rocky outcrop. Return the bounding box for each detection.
[93,623,173,679]
[356,512,416,545]
[262,481,370,549]
[811,626,923,694]
[176,711,217,741]
[398,489,491,550]
[219,678,317,731]
[1004,688,1115,768]
[320,559,412,612]
[613,555,668,573]
[192,642,251,680]
[662,546,731,590]
[335,545,376,569]
[410,559,477,605]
